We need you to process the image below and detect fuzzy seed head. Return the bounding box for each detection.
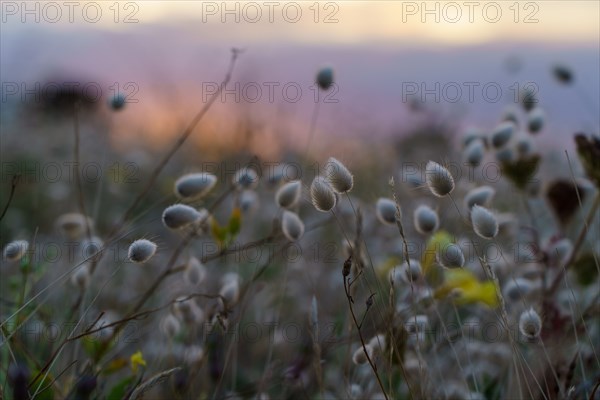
[185,345,205,366]
[184,257,206,285]
[233,167,259,190]
[128,239,157,263]
[495,147,516,163]
[413,205,439,234]
[438,244,465,268]
[275,180,302,209]
[390,260,422,285]
[174,173,217,200]
[161,314,181,338]
[219,279,240,307]
[3,240,29,261]
[527,108,544,133]
[546,238,573,267]
[352,345,373,365]
[471,205,499,239]
[56,213,93,240]
[465,186,496,210]
[519,308,542,340]
[465,139,485,167]
[110,93,126,111]
[310,176,336,212]
[552,64,573,84]
[425,161,455,197]
[492,121,515,148]
[462,128,483,148]
[71,263,91,289]
[324,157,353,193]
[174,297,204,325]
[162,204,201,230]
[503,278,535,302]
[368,334,386,354]
[240,190,259,213]
[82,236,103,262]
[404,315,429,333]
[376,198,398,225]
[502,105,519,125]
[316,66,334,90]
[281,210,305,242]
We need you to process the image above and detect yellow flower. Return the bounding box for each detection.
[130,350,146,374]
[435,268,498,307]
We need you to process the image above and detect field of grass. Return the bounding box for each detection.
[1,45,600,400]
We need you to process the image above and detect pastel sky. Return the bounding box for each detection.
[1,1,598,156]
[2,1,599,45]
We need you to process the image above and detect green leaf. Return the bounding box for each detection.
[107,376,135,400]
[29,371,54,400]
[228,207,242,237]
[501,155,540,190]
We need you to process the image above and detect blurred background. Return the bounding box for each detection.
[1,0,599,156]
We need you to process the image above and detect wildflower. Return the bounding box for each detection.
[185,345,205,366]
[471,205,499,239]
[435,268,498,307]
[130,350,146,373]
[110,93,126,111]
[502,278,536,302]
[219,274,240,307]
[194,208,213,233]
[438,243,465,268]
[552,64,573,84]
[128,239,157,263]
[519,307,542,340]
[56,213,93,240]
[310,176,336,212]
[421,230,453,275]
[404,315,429,334]
[82,236,103,262]
[527,108,544,133]
[174,172,217,200]
[161,314,181,338]
[281,210,305,241]
[240,190,259,213]
[324,157,353,193]
[464,186,495,210]
[184,257,206,285]
[352,344,374,365]
[425,161,454,197]
[413,205,439,234]
[574,133,600,188]
[491,121,515,148]
[275,180,302,209]
[516,136,534,157]
[368,334,386,354]
[376,198,398,225]
[502,105,519,125]
[162,204,201,230]
[3,240,28,261]
[545,238,572,267]
[462,128,483,148]
[316,66,334,90]
[495,147,516,163]
[71,263,91,289]
[464,139,485,167]
[390,260,422,285]
[174,297,204,325]
[520,87,537,111]
[233,167,259,190]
